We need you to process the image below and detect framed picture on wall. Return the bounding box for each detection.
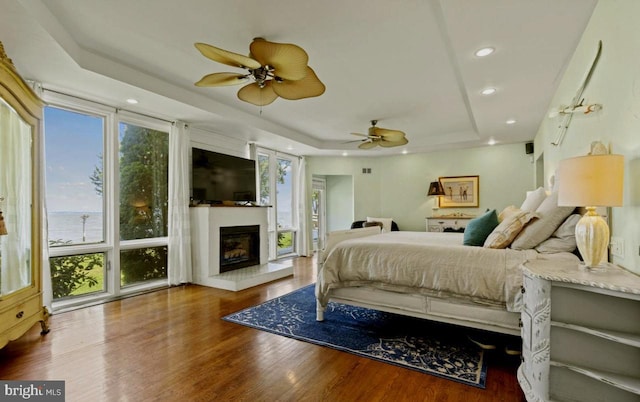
[438,176,479,208]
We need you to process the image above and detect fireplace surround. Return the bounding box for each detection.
[190,205,293,291]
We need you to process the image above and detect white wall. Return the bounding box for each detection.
[190,126,248,158]
[307,142,535,232]
[534,0,640,274]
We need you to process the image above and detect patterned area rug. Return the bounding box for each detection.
[223,285,487,388]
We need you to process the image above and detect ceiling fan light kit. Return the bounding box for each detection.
[195,38,325,106]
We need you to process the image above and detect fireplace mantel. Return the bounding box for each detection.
[189,206,293,291]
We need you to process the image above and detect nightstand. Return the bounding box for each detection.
[518,259,640,402]
[426,216,474,232]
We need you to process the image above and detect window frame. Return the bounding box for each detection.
[43,93,170,311]
[256,148,299,259]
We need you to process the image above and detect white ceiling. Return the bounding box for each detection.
[0,0,597,156]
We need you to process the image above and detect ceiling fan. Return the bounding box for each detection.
[194,37,325,106]
[350,120,409,149]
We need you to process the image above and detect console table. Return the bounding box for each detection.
[426,215,474,232]
[518,259,640,402]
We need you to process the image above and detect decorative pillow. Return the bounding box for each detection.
[520,187,547,212]
[510,192,575,250]
[498,205,519,222]
[367,217,393,233]
[484,209,538,249]
[535,214,581,253]
[463,209,499,246]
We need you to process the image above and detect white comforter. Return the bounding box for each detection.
[316,231,578,312]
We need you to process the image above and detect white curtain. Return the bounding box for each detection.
[0,102,33,295]
[32,83,53,311]
[167,122,192,285]
[296,157,311,256]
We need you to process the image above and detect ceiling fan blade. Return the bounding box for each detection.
[374,128,406,141]
[237,82,279,106]
[358,140,379,150]
[272,67,325,100]
[250,38,309,81]
[350,132,369,137]
[195,42,261,69]
[195,72,250,87]
[379,137,409,148]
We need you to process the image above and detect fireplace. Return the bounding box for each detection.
[219,225,260,273]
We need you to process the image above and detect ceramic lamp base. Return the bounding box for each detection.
[575,207,609,268]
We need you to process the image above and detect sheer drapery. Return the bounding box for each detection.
[167,122,192,285]
[296,157,311,256]
[32,83,52,311]
[0,102,33,295]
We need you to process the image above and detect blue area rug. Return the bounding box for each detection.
[223,285,487,388]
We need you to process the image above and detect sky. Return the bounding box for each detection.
[44,106,103,212]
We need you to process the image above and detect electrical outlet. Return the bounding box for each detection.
[610,237,624,258]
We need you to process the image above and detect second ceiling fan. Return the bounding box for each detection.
[351,120,408,149]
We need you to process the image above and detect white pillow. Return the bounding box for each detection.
[366,217,393,233]
[535,214,581,253]
[520,187,547,212]
[511,192,575,250]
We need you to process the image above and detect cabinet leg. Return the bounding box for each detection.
[40,307,50,335]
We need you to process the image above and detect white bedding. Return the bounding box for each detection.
[316,231,579,312]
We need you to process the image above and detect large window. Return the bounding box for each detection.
[44,96,169,308]
[257,149,298,259]
[118,122,168,287]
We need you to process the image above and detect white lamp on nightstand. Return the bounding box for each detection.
[557,153,624,268]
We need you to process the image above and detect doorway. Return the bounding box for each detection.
[312,177,326,251]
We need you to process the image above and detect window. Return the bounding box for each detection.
[257,149,298,259]
[118,121,168,287]
[44,96,169,308]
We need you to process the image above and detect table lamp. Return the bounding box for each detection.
[558,154,624,268]
[427,181,445,197]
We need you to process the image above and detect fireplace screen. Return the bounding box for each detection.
[219,225,260,272]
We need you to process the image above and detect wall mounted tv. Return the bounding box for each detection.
[191,148,257,204]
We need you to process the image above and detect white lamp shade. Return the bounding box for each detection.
[557,154,624,207]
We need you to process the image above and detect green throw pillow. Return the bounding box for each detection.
[463,209,499,246]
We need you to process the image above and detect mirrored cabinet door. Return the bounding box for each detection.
[0,41,49,349]
[0,100,33,296]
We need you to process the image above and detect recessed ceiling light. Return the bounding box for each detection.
[481,88,496,96]
[488,138,496,145]
[286,145,294,150]
[506,119,517,125]
[342,151,348,157]
[475,47,495,57]
[401,150,408,155]
[126,98,138,104]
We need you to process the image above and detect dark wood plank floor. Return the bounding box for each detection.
[0,256,525,401]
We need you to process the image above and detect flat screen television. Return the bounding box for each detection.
[191,148,257,204]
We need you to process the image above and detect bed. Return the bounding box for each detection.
[315,226,580,336]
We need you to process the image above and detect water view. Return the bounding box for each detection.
[48,211,103,244]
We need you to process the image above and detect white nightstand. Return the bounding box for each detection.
[518,259,640,402]
[426,216,474,232]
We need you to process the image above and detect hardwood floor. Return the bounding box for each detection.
[0,256,525,401]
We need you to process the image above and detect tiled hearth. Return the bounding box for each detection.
[199,261,293,291]
[190,206,293,291]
